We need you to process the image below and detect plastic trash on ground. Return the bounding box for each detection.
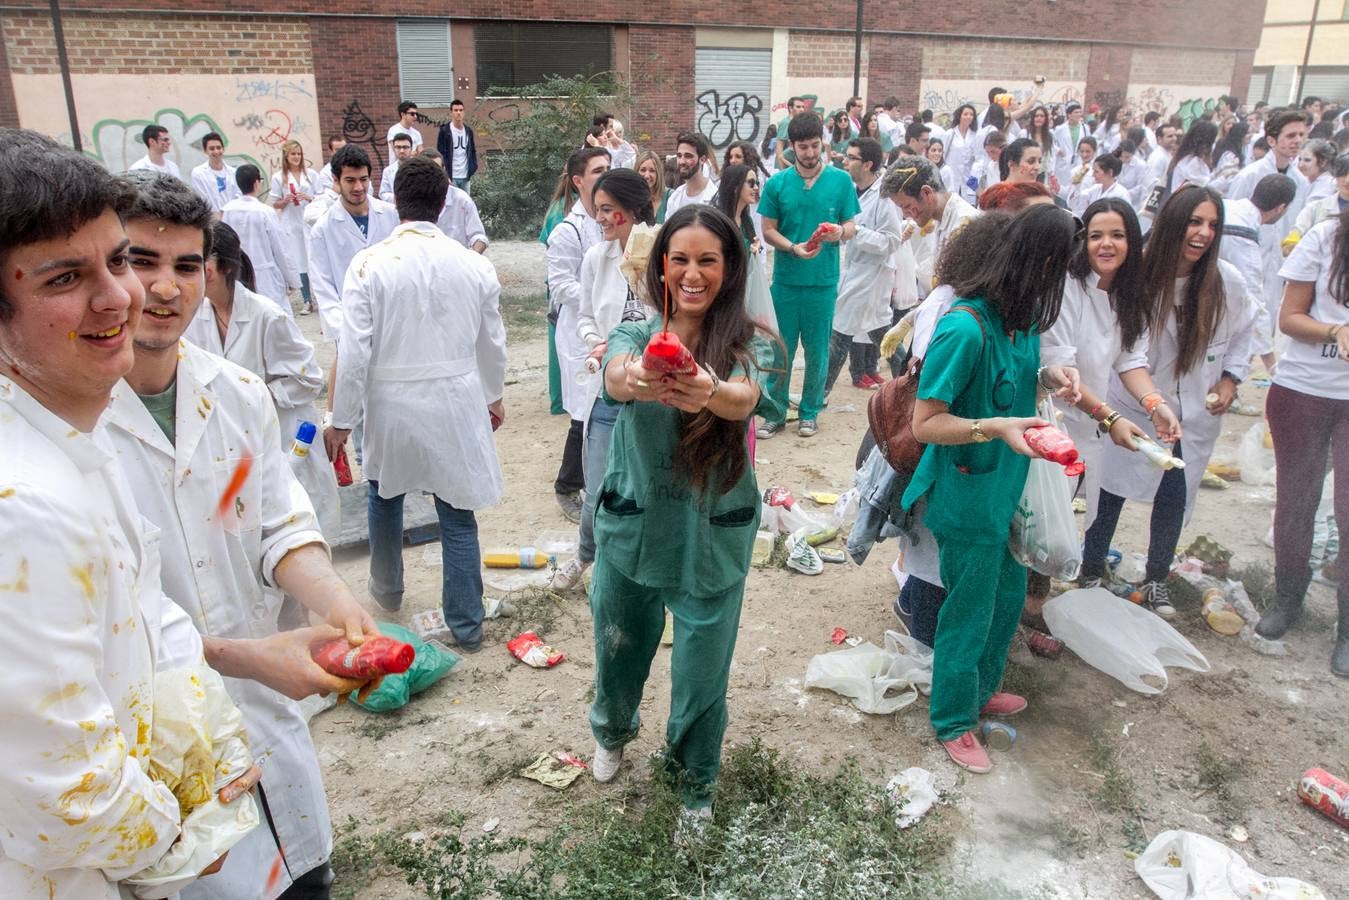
[804,630,933,714]
[508,631,565,668]
[520,751,589,789]
[1238,421,1276,486]
[833,487,861,526]
[761,485,828,534]
[355,622,459,712]
[886,767,938,828]
[1041,588,1208,694]
[1135,829,1325,900]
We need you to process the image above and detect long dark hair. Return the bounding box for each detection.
[210,220,256,293]
[1212,120,1249,165]
[1069,198,1148,349]
[950,203,1077,334]
[642,205,764,494]
[952,103,977,133]
[1167,120,1219,189]
[1026,105,1053,157]
[1330,207,1349,306]
[724,140,768,178]
[1143,185,1227,375]
[591,168,655,227]
[714,163,757,244]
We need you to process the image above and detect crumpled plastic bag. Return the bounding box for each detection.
[885,767,938,828]
[618,223,658,291]
[1135,829,1326,900]
[1042,588,1208,694]
[126,662,259,899]
[355,622,459,712]
[1009,453,1083,580]
[805,631,933,714]
[1238,421,1276,486]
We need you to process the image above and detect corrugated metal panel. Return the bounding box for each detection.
[396,20,454,106]
[1247,69,1271,106]
[1299,69,1349,104]
[694,47,772,151]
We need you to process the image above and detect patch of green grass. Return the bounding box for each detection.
[479,749,539,788]
[1194,739,1244,825]
[483,585,566,642]
[1231,561,1275,613]
[500,290,548,339]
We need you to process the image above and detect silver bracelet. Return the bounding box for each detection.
[1036,366,1053,390]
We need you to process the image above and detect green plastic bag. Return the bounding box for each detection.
[354,622,459,712]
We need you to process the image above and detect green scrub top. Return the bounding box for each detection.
[901,297,1040,545]
[758,164,860,288]
[539,198,567,246]
[656,188,671,225]
[595,318,785,594]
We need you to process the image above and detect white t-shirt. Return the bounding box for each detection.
[447,124,469,179]
[664,178,719,218]
[129,155,182,179]
[386,123,423,153]
[1276,217,1349,399]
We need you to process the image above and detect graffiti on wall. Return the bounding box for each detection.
[91,109,260,173]
[918,80,1084,126]
[339,100,385,169]
[695,89,764,149]
[1127,84,1230,129]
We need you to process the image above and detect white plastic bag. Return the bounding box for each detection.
[745,256,778,336]
[833,487,861,526]
[1041,588,1209,694]
[885,767,938,828]
[1135,829,1326,900]
[1009,455,1082,580]
[804,630,933,714]
[1238,421,1276,486]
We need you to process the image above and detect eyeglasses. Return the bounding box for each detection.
[845,154,863,162]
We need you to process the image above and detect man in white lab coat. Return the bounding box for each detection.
[1051,102,1087,189]
[0,128,261,900]
[221,164,299,313]
[190,131,240,214]
[377,132,415,203]
[420,148,488,252]
[129,122,183,179]
[106,172,380,900]
[886,154,979,294]
[324,155,508,653]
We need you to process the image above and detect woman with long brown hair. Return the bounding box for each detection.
[586,204,782,836]
[1083,186,1257,616]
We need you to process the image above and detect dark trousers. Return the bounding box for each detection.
[824,324,891,394]
[555,418,585,495]
[902,575,947,648]
[1268,383,1349,585]
[279,863,332,899]
[1082,441,1187,584]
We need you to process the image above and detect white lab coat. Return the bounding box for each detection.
[1099,261,1257,522]
[1118,153,1149,201]
[1051,121,1088,187]
[547,202,605,420]
[1041,272,1150,526]
[915,193,979,293]
[307,197,400,343]
[1219,198,1266,335]
[103,343,332,900]
[1292,191,1342,238]
[1067,178,1131,217]
[1306,171,1335,206]
[1168,155,1211,194]
[0,375,237,900]
[184,282,339,539]
[944,125,981,202]
[221,195,299,313]
[129,155,182,179]
[577,239,652,414]
[664,179,719,219]
[190,161,240,213]
[334,222,507,507]
[436,184,488,249]
[377,158,400,203]
[1227,155,1310,353]
[835,176,903,337]
[269,168,320,278]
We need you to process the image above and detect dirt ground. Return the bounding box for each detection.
[300,241,1348,899]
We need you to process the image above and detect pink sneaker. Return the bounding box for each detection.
[980,692,1028,717]
[941,731,992,773]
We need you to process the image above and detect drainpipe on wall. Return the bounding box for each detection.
[50,0,81,151]
[852,0,863,100]
[1294,0,1320,105]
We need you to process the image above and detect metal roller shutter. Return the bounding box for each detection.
[1299,69,1349,105]
[396,20,454,106]
[1247,70,1271,106]
[694,48,773,152]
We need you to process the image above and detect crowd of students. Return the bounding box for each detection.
[2,82,1348,896]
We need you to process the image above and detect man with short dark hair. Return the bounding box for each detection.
[1222,173,1297,376]
[665,131,718,216]
[221,164,299,311]
[324,155,507,653]
[316,134,347,193]
[387,100,422,155]
[378,132,415,203]
[1052,102,1086,187]
[775,95,808,169]
[189,130,239,213]
[1301,95,1323,125]
[420,148,488,253]
[845,96,864,137]
[883,154,978,293]
[758,113,860,438]
[129,123,182,179]
[435,98,479,192]
[903,121,931,156]
[877,96,904,148]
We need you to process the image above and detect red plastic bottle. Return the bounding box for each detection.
[310,635,415,679]
[642,330,697,376]
[332,445,354,486]
[804,222,840,253]
[1024,425,1086,476]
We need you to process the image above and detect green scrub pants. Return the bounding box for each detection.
[768,282,835,423]
[588,554,745,808]
[547,319,564,416]
[930,539,1026,741]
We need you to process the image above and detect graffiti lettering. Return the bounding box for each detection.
[235,77,314,104]
[255,109,292,147]
[234,113,265,130]
[341,100,384,167]
[91,108,260,174]
[1127,87,1222,129]
[1093,90,1124,111]
[695,90,763,149]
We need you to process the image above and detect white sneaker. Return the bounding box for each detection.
[674,805,712,846]
[550,557,590,592]
[592,743,623,783]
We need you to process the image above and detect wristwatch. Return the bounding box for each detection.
[970,420,991,443]
[1099,411,1122,435]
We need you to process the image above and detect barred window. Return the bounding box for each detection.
[475,23,612,95]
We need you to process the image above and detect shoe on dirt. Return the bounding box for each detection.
[592,743,623,783]
[1139,580,1176,618]
[798,419,818,437]
[550,557,590,592]
[555,491,583,524]
[756,420,785,439]
[941,731,992,774]
[980,692,1028,717]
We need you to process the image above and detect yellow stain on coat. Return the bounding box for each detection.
[0,487,15,498]
[70,563,95,599]
[38,682,85,711]
[0,557,30,592]
[55,771,98,825]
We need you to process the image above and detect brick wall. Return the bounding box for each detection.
[787,31,869,80]
[0,19,18,128]
[1129,47,1236,87]
[920,38,1089,82]
[1230,50,1255,105]
[307,16,400,185]
[627,25,694,156]
[866,34,923,111]
[1085,45,1133,110]
[1,10,311,74]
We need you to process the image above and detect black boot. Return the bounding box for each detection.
[1333,590,1349,678]
[1256,568,1312,639]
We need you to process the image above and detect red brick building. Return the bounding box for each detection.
[0,1,1265,183]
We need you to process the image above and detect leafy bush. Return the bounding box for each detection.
[473,73,631,241]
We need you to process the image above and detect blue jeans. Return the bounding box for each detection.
[1082,441,1187,584]
[367,479,484,645]
[578,398,622,563]
[453,177,471,192]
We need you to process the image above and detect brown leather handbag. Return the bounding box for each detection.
[867,305,986,475]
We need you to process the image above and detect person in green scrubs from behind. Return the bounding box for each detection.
[902,204,1082,775]
[540,170,576,416]
[758,112,860,440]
[587,204,783,843]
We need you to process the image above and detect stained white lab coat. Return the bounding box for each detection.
[221,195,299,313]
[1040,272,1150,526]
[835,176,903,337]
[307,197,400,343]
[547,202,605,420]
[191,161,240,213]
[184,282,338,539]
[1099,261,1257,522]
[334,222,507,507]
[915,193,979,293]
[436,184,488,250]
[269,168,320,278]
[0,375,240,899]
[1292,191,1342,238]
[103,343,332,900]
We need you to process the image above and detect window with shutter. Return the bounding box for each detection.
[475,23,612,95]
[396,20,454,106]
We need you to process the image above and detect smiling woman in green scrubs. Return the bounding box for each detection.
[902,203,1083,776]
[586,204,782,838]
